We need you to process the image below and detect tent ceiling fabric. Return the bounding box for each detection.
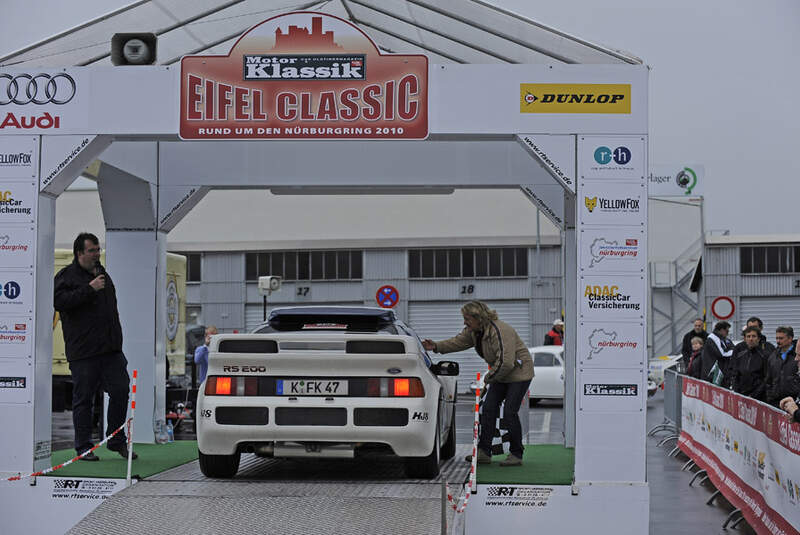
[0,0,641,67]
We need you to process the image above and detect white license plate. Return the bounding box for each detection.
[277,379,348,396]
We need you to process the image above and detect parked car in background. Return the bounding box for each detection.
[528,345,564,406]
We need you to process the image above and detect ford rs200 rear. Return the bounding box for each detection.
[196,325,457,479]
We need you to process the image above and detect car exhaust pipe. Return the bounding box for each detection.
[273,443,354,458]
[254,443,275,457]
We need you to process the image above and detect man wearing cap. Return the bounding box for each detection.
[544,319,564,346]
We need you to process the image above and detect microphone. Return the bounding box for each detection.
[94,260,105,276]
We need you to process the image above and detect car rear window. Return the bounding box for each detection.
[255,313,399,334]
[533,353,555,367]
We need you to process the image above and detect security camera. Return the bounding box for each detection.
[258,276,282,296]
[111,33,157,65]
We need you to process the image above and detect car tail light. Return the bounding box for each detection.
[393,378,409,396]
[366,377,424,397]
[205,376,260,396]
[216,377,232,395]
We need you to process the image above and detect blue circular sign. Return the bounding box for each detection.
[376,285,399,308]
[3,281,21,300]
[594,146,612,164]
[613,146,632,165]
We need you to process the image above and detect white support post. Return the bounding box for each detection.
[563,197,577,448]
[105,231,168,443]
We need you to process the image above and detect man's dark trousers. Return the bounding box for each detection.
[478,380,531,458]
[69,351,130,453]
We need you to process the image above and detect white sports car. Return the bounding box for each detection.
[196,307,459,479]
[528,345,564,405]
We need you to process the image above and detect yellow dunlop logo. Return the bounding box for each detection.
[520,84,631,114]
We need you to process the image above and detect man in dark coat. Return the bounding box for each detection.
[765,326,800,407]
[54,233,136,460]
[732,316,775,356]
[681,318,708,370]
[730,326,770,401]
[700,321,734,385]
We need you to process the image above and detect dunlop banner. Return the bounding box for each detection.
[520,84,631,114]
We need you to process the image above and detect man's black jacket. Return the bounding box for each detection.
[700,334,735,386]
[733,334,775,356]
[54,260,123,362]
[730,345,769,401]
[765,344,800,406]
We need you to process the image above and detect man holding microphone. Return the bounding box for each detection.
[54,233,136,460]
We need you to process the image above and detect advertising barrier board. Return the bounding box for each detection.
[680,377,800,535]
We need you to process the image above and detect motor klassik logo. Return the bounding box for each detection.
[583,383,638,396]
[180,12,428,140]
[0,376,26,388]
[244,54,366,81]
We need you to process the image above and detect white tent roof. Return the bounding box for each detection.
[0,0,642,67]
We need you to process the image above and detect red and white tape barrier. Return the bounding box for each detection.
[445,371,483,514]
[3,418,131,482]
[4,368,139,483]
[126,369,138,486]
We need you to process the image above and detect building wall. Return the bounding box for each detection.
[703,243,800,338]
[181,244,563,391]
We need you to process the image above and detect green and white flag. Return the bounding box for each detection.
[708,361,724,386]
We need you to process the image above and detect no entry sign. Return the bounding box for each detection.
[376,285,399,308]
[711,296,735,320]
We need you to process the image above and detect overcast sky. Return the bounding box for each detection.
[2,0,799,237]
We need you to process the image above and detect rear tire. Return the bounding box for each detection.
[198,450,240,478]
[405,414,441,479]
[440,411,456,460]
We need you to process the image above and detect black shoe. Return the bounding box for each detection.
[107,443,138,460]
[78,451,100,461]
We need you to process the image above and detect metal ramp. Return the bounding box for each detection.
[69,445,471,535]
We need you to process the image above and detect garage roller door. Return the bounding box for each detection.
[740,297,800,341]
[245,302,363,332]
[408,301,530,393]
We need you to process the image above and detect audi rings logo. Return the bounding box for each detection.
[0,73,76,105]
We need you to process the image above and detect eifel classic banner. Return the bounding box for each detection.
[180,11,427,140]
[680,378,800,535]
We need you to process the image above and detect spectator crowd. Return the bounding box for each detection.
[681,316,800,415]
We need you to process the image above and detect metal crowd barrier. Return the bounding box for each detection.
[648,364,682,439]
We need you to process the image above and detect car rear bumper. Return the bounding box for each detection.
[197,394,438,457]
